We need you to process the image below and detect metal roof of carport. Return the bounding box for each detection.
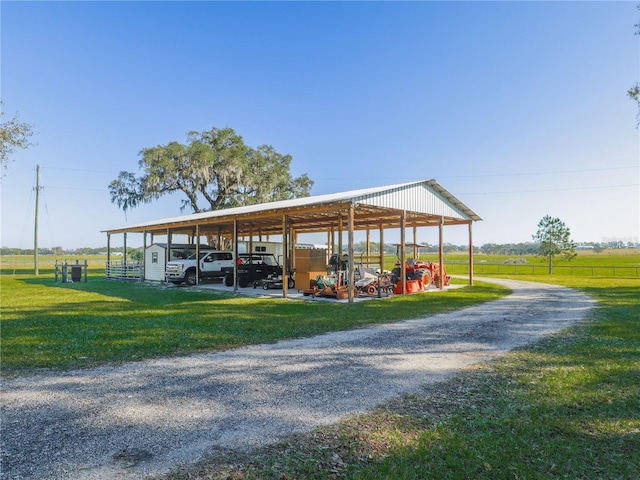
[103,179,481,238]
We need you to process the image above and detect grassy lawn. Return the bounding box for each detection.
[167,275,639,480]
[0,274,507,377]
[2,254,638,479]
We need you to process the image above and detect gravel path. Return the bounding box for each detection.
[0,279,594,480]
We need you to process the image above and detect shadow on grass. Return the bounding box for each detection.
[2,274,509,376]
[19,274,236,304]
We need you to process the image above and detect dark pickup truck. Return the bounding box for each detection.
[223,253,295,289]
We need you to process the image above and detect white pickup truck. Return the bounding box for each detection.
[165,250,234,285]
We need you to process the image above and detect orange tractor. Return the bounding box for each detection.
[391,244,451,291]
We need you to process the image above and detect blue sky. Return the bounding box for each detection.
[1,1,638,249]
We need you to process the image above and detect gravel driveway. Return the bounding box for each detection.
[0,278,594,480]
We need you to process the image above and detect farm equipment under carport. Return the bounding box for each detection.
[304,247,451,299]
[425,261,450,288]
[354,269,395,297]
[391,244,451,291]
[303,259,396,299]
[302,274,349,299]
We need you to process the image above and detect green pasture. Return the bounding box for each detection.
[408,250,640,277]
[2,249,638,278]
[0,274,507,377]
[2,252,638,479]
[1,254,109,276]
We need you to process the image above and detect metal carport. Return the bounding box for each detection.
[103,179,481,302]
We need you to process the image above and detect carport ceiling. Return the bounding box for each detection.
[103,179,481,238]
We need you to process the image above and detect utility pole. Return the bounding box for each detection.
[34,164,41,275]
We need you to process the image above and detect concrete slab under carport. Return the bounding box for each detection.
[167,278,465,302]
[170,279,370,302]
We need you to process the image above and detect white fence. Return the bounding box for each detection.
[105,261,143,281]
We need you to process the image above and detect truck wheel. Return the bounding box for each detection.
[238,276,249,288]
[288,277,295,289]
[185,269,198,286]
[224,275,233,287]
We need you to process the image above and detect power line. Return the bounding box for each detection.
[41,185,58,247]
[34,163,640,180]
[35,160,640,197]
[44,166,120,174]
[313,165,639,182]
[460,183,639,196]
[46,185,107,192]
[18,170,37,248]
[44,181,639,197]
[437,165,639,179]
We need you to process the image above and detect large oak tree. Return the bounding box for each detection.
[0,101,34,171]
[109,127,313,213]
